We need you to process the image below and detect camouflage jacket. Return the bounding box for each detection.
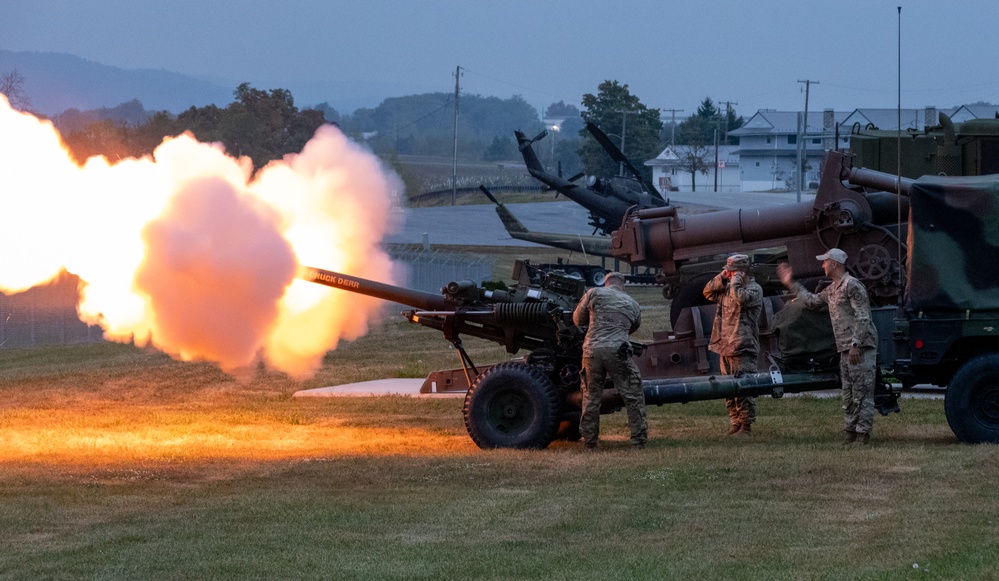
[793,273,878,352]
[573,286,641,357]
[703,272,763,357]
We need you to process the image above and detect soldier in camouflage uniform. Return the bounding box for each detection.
[777,248,879,445]
[573,271,646,449]
[703,254,764,436]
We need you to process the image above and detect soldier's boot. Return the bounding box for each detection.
[736,422,752,437]
[858,432,871,445]
[727,423,742,436]
[842,430,858,446]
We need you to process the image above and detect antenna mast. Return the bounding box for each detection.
[452,65,461,206]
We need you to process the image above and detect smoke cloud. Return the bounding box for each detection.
[0,94,404,377]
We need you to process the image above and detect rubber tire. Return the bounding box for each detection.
[463,362,560,449]
[587,268,607,287]
[669,272,716,328]
[944,353,999,443]
[564,267,584,281]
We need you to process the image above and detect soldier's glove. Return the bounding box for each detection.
[617,342,633,362]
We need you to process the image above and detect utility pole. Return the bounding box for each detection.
[795,112,803,203]
[712,114,725,192]
[796,79,818,192]
[713,125,719,192]
[663,107,684,147]
[718,100,738,144]
[451,65,462,206]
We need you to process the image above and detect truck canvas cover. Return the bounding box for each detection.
[906,174,999,311]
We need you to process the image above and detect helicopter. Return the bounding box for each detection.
[515,122,669,235]
[478,185,613,257]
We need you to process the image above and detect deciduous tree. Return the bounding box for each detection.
[579,81,662,181]
[0,69,30,111]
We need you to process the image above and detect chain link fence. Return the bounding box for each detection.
[387,246,493,294]
[1,249,493,350]
[0,273,103,349]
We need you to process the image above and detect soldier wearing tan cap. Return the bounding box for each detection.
[777,248,879,445]
[703,254,763,436]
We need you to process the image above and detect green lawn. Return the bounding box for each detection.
[2,334,997,579]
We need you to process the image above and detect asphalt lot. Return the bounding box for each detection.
[385,190,816,247]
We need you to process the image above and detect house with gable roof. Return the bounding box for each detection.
[726,109,850,192]
[645,144,741,193]
[645,104,999,194]
[839,107,958,133]
[948,104,999,122]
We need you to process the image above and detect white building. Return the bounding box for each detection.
[727,110,850,192]
[645,144,741,194]
[646,104,999,193]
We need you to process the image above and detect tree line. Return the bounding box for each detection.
[3,70,745,189]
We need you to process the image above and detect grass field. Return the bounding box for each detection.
[2,282,999,579]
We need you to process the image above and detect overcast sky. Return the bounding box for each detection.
[3,0,997,118]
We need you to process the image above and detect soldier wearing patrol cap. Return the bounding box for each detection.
[777,248,879,445]
[573,271,647,450]
[703,254,764,436]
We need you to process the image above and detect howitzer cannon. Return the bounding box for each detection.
[612,150,915,324]
[609,149,999,445]
[299,262,886,449]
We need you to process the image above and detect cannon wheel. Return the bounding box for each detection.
[463,362,560,449]
[669,272,716,328]
[587,268,607,287]
[944,353,999,443]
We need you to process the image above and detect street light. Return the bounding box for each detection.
[549,124,560,168]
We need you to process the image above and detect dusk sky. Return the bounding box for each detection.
[3,0,997,117]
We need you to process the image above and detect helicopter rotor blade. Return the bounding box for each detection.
[478,185,499,204]
[585,122,667,203]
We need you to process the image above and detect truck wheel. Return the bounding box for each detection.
[587,268,607,287]
[669,272,715,328]
[944,354,999,443]
[463,362,560,449]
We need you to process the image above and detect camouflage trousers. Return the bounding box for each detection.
[840,347,877,434]
[719,353,758,426]
[580,347,647,447]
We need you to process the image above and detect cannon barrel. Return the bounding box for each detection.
[298,266,448,312]
[566,370,842,411]
[641,371,841,405]
[611,200,816,272]
[610,150,911,302]
[843,165,915,197]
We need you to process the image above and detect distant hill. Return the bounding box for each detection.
[0,50,234,116]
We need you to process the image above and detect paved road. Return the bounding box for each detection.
[385,190,817,247]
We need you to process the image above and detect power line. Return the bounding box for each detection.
[364,95,453,142]
[460,67,576,107]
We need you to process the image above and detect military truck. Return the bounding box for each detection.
[882,172,999,443]
[850,111,999,178]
